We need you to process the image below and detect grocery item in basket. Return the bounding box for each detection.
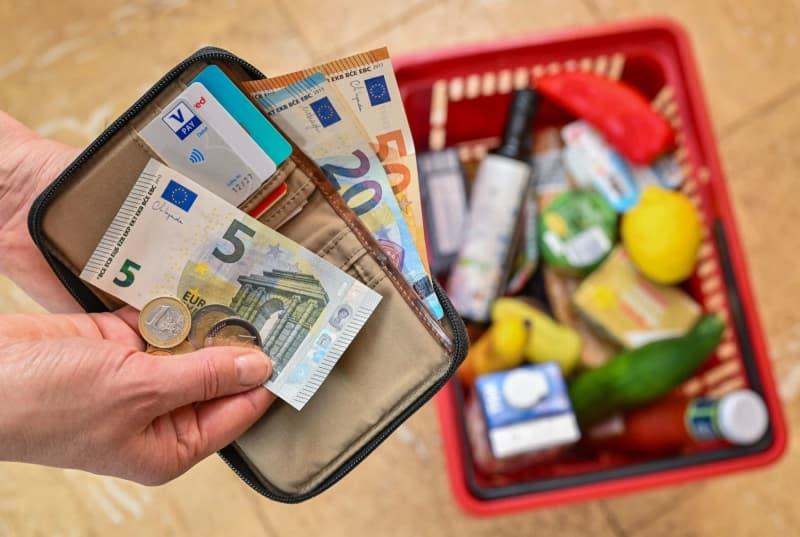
[447,89,540,322]
[457,326,525,386]
[587,389,768,455]
[631,154,683,190]
[573,247,702,348]
[464,390,568,475]
[505,180,539,295]
[417,149,469,275]
[475,363,581,458]
[621,185,702,284]
[536,71,675,164]
[491,317,530,365]
[532,127,570,210]
[538,190,616,274]
[569,314,725,427]
[562,121,640,213]
[542,266,619,369]
[491,297,582,376]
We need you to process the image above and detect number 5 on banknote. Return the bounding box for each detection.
[213,220,256,263]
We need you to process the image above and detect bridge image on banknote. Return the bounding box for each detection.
[230,269,329,376]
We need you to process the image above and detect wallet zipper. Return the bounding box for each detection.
[28,47,469,502]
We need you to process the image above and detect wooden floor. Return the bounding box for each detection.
[2,1,800,535]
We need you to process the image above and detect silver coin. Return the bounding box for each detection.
[138,296,191,348]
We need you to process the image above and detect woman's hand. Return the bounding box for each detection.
[0,110,83,312]
[0,307,275,485]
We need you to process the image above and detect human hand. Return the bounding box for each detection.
[0,110,82,312]
[0,307,275,485]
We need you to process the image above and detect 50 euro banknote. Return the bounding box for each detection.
[242,48,429,273]
[80,159,382,410]
[248,72,443,320]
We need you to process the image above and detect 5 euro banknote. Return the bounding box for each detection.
[80,159,382,410]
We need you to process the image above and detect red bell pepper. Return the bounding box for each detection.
[536,71,675,164]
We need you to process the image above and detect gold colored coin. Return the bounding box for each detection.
[188,304,239,349]
[138,296,192,349]
[167,340,196,356]
[145,340,195,357]
[204,317,262,349]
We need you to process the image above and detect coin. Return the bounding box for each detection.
[204,317,263,349]
[167,340,197,355]
[188,304,240,349]
[138,296,192,349]
[145,340,195,356]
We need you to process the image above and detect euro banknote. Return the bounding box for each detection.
[80,159,382,410]
[248,73,443,320]
[243,48,429,273]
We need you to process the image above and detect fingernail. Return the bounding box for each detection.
[236,353,272,386]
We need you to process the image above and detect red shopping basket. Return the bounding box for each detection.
[394,18,787,515]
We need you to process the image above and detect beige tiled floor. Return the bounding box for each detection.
[2,1,799,535]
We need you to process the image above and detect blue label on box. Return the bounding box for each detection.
[475,363,573,429]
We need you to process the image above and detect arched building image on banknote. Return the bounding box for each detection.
[231,269,329,376]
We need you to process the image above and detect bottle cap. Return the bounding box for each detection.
[717,389,769,445]
[496,89,540,161]
[501,368,548,409]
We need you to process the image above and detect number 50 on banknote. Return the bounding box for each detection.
[80,159,382,410]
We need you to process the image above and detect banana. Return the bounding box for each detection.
[491,297,582,375]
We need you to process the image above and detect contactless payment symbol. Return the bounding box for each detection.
[161,179,198,212]
[162,101,203,140]
[364,75,390,106]
[188,148,205,164]
[309,97,341,128]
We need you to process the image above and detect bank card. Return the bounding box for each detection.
[191,65,292,167]
[140,82,275,205]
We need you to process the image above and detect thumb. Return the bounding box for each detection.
[153,346,273,412]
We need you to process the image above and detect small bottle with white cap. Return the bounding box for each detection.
[687,389,769,446]
[587,389,769,455]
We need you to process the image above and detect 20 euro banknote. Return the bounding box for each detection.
[80,159,382,410]
[249,73,443,320]
[242,48,430,274]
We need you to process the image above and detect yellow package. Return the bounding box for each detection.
[574,247,701,348]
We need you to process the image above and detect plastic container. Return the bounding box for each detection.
[394,18,787,515]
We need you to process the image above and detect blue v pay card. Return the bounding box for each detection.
[139,82,276,206]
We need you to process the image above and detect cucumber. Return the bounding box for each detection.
[569,314,725,427]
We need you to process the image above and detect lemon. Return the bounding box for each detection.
[621,186,702,284]
[490,318,529,368]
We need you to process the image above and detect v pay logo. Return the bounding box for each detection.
[161,101,203,140]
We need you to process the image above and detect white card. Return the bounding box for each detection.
[139,82,276,205]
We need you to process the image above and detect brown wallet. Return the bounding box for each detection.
[27,47,468,502]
